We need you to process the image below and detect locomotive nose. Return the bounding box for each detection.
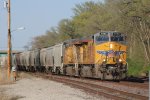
[108,50,115,58]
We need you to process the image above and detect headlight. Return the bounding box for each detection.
[110,44,113,49]
[103,59,106,62]
[119,59,122,62]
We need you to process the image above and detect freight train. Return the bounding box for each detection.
[13,31,127,80]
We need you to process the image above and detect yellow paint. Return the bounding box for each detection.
[95,42,127,65]
[80,47,83,62]
[64,40,127,65]
[65,46,74,63]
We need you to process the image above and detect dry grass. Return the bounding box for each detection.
[0,67,18,85]
[0,67,15,100]
[0,70,26,100]
[0,67,8,81]
[0,68,26,100]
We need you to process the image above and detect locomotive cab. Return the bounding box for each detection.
[94,32,127,80]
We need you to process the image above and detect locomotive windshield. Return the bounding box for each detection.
[94,32,126,44]
[95,32,109,44]
[110,32,125,41]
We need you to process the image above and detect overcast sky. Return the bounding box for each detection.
[0,0,103,50]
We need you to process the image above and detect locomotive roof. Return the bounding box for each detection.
[63,35,93,45]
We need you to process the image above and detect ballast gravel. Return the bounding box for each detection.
[0,73,109,100]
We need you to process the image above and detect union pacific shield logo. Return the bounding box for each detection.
[97,50,125,56]
[108,50,114,57]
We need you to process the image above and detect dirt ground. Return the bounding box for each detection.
[0,71,107,100]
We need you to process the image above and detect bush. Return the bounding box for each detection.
[127,58,144,76]
[141,65,150,75]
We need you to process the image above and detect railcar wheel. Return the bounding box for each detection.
[56,69,60,75]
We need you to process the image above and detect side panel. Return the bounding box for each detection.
[78,42,95,64]
[20,52,24,67]
[46,47,54,67]
[63,41,94,64]
[87,42,95,64]
[53,43,64,67]
[13,53,21,67]
[34,49,40,67]
[40,48,47,67]
[30,51,35,67]
[63,45,74,64]
[24,51,30,68]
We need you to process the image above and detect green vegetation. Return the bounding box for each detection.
[127,59,144,76]
[29,0,150,76]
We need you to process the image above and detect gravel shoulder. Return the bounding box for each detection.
[0,72,108,100]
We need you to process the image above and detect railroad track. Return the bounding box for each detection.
[32,73,149,100]
[77,77,148,89]
[88,78,148,89]
[119,81,149,89]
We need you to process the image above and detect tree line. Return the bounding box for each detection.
[30,0,150,75]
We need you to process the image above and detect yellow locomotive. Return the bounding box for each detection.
[63,31,127,80]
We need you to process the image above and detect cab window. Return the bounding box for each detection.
[95,32,109,44]
[94,32,126,44]
[111,36,124,41]
[110,32,126,44]
[96,35,109,41]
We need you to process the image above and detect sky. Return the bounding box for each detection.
[0,0,103,50]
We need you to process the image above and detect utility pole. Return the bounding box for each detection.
[7,0,11,79]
